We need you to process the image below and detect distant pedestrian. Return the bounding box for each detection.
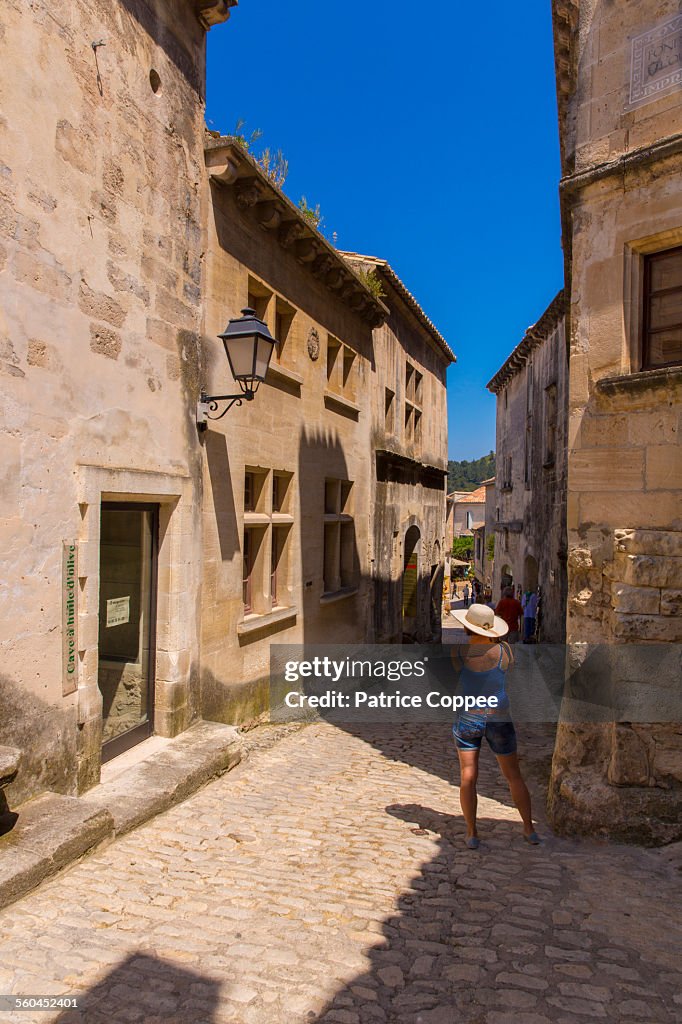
[462,583,470,607]
[495,586,523,643]
[522,590,539,643]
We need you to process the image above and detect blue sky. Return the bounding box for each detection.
[206,1,564,461]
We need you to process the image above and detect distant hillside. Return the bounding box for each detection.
[448,452,495,492]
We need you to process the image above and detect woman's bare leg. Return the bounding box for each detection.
[457,749,480,839]
[495,752,534,835]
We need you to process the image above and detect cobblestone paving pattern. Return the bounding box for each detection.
[1,722,681,1024]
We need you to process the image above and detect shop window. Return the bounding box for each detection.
[643,246,682,369]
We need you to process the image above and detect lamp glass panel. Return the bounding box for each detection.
[254,336,275,379]
[225,335,257,379]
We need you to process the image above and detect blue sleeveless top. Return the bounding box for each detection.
[456,643,511,715]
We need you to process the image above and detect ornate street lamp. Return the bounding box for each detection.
[197,308,277,430]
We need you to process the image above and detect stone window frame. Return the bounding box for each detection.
[543,382,558,468]
[384,386,396,434]
[239,467,295,632]
[326,334,358,400]
[247,275,300,380]
[501,454,513,492]
[76,466,195,792]
[322,478,358,600]
[404,360,423,447]
[624,226,682,374]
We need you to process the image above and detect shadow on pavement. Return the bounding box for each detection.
[54,953,222,1024]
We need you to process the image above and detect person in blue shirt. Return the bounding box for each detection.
[522,589,539,642]
[450,603,541,849]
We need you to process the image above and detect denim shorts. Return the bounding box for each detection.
[452,711,517,755]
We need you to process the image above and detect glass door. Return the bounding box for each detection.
[98,503,158,762]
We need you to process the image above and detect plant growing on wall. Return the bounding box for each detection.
[486,534,495,563]
[356,267,386,300]
[258,147,289,188]
[298,196,323,229]
[232,118,263,151]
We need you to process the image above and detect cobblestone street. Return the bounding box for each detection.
[1,721,681,1024]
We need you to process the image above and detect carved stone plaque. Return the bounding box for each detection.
[629,13,682,109]
[307,327,320,361]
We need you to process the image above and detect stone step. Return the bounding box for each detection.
[81,720,242,836]
[0,793,113,910]
[0,746,21,789]
[0,721,241,910]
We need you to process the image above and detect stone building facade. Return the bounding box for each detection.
[445,490,473,552]
[0,3,452,806]
[0,0,237,804]
[341,255,454,644]
[473,477,496,592]
[487,293,569,642]
[549,0,682,842]
[447,487,486,543]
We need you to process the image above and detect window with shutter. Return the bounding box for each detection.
[643,246,682,369]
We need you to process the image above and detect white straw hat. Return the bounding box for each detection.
[452,602,509,638]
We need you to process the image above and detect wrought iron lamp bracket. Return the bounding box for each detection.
[197,389,255,430]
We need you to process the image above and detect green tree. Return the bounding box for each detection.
[447,451,495,492]
[451,537,474,561]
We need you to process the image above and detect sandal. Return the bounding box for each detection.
[523,831,542,845]
[465,836,480,850]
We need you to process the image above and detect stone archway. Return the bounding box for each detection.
[524,554,538,592]
[402,525,421,624]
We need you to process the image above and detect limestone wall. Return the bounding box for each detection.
[0,0,213,803]
[200,179,377,722]
[369,302,449,644]
[491,315,568,641]
[550,0,682,842]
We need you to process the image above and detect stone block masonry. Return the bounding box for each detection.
[0,0,215,804]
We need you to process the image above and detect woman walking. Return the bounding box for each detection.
[449,603,540,849]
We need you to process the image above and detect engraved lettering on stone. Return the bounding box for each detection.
[629,14,682,108]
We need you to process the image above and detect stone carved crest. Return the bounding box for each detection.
[307,327,320,361]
